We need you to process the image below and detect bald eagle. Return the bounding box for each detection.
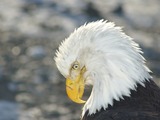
[55,20,160,120]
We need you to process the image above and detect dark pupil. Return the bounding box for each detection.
[74,65,78,69]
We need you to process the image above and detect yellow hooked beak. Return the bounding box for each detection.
[66,67,86,104]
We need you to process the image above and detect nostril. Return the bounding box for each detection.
[67,86,73,90]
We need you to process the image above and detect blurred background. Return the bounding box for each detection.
[0,0,160,120]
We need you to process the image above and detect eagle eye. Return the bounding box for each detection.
[72,64,79,70]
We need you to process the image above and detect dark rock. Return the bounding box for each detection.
[84,2,102,19]
[112,3,124,16]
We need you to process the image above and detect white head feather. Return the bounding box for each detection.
[55,20,151,117]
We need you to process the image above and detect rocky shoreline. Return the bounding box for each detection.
[0,0,160,120]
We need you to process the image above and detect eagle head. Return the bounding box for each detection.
[54,20,151,116]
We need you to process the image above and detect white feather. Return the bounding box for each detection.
[54,20,151,117]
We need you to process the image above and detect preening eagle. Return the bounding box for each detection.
[55,20,160,120]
